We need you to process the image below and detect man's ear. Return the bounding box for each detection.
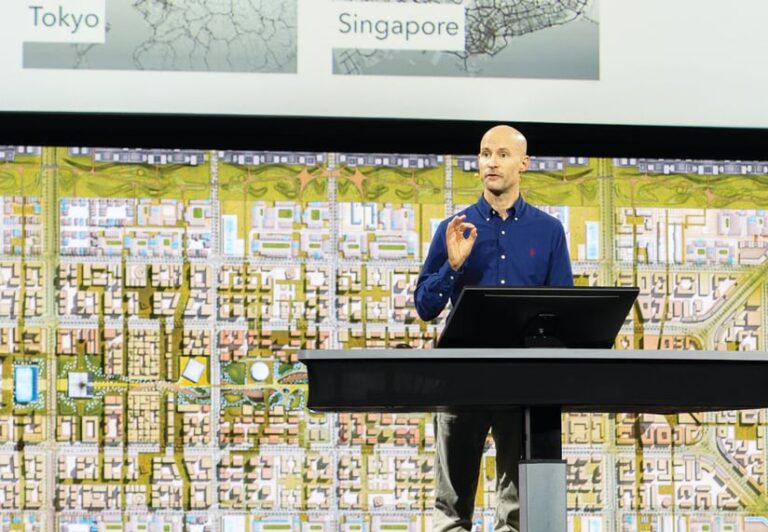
[520,155,530,172]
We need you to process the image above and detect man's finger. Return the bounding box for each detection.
[447,215,465,230]
[458,222,476,232]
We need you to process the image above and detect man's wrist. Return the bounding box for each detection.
[441,261,463,278]
[448,256,466,272]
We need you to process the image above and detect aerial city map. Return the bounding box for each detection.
[334,0,599,79]
[23,0,298,72]
[0,146,766,530]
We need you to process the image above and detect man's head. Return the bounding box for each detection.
[478,125,529,198]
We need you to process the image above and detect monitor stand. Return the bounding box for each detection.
[523,313,566,348]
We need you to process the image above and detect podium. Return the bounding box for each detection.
[301,348,768,528]
[302,286,768,530]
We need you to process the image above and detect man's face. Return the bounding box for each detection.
[478,128,529,196]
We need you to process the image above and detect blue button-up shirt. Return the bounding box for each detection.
[415,194,574,321]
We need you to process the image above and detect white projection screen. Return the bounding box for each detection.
[2,0,767,129]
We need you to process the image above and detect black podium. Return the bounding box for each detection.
[301,346,768,530]
[302,286,640,531]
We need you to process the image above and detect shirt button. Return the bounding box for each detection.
[501,230,505,235]
[486,218,490,222]
[439,293,444,298]
[501,255,506,260]
[450,276,454,280]
[514,217,519,221]
[500,280,506,285]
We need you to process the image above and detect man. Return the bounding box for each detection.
[415,125,573,531]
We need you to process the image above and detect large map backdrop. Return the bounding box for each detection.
[0,146,767,531]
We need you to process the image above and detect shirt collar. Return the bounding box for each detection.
[476,193,527,220]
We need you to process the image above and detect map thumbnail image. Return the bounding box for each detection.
[334,0,599,79]
[24,0,297,73]
[0,145,768,530]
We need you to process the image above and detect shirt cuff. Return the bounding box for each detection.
[438,261,461,291]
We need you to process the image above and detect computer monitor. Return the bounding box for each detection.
[436,286,639,349]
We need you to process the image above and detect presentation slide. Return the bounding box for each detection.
[1,0,767,128]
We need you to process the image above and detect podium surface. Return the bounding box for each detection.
[299,348,768,414]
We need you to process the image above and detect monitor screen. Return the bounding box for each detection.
[438,286,639,349]
[2,0,767,128]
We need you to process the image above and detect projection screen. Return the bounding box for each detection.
[2,0,767,129]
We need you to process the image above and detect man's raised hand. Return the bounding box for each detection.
[446,215,477,271]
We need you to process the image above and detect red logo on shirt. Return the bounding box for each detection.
[529,247,535,257]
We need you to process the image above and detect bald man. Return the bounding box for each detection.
[415,125,573,531]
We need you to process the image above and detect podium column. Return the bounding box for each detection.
[520,406,566,532]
